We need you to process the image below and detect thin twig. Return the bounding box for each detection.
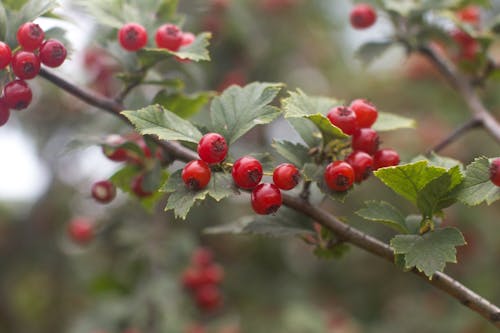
[426,117,482,155]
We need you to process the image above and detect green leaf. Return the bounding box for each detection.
[456,157,500,206]
[372,112,416,132]
[272,140,310,167]
[305,114,348,143]
[416,173,452,218]
[153,90,214,119]
[287,118,321,148]
[209,82,283,144]
[122,104,203,144]
[412,152,463,170]
[356,201,409,233]
[390,227,466,278]
[356,40,394,65]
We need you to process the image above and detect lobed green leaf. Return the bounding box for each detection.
[356,201,409,233]
[456,156,500,206]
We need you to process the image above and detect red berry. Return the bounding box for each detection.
[182,160,212,190]
[11,51,40,79]
[195,285,222,311]
[251,183,282,215]
[273,163,301,190]
[232,156,263,189]
[68,217,94,245]
[131,174,153,197]
[3,80,32,110]
[118,23,148,51]
[17,22,45,51]
[192,247,214,267]
[200,264,224,285]
[0,42,12,69]
[91,180,116,204]
[0,99,10,126]
[489,158,500,187]
[39,39,67,67]
[350,3,377,29]
[102,135,129,162]
[324,161,354,192]
[457,6,480,25]
[349,99,378,128]
[346,151,374,183]
[155,24,183,51]
[352,128,380,155]
[197,133,228,164]
[182,267,204,290]
[326,106,357,135]
[181,32,196,46]
[373,149,400,170]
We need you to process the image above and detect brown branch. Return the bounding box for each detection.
[426,117,482,155]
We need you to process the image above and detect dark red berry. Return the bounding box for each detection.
[0,99,10,126]
[68,217,94,245]
[91,180,116,204]
[346,151,374,183]
[3,80,32,110]
[131,174,153,197]
[11,51,40,79]
[182,160,212,190]
[251,183,282,215]
[352,128,380,155]
[155,23,183,51]
[273,163,301,190]
[232,156,263,189]
[102,135,129,162]
[195,285,222,311]
[118,23,148,51]
[39,39,67,67]
[192,247,214,267]
[350,3,377,29]
[489,158,500,187]
[17,22,45,51]
[373,149,400,170]
[350,99,378,128]
[200,264,224,285]
[197,133,228,164]
[324,161,354,192]
[326,106,357,135]
[0,42,12,69]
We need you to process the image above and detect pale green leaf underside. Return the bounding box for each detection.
[272,140,310,167]
[356,201,408,233]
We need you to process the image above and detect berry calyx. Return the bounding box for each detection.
[11,51,41,79]
[352,128,380,155]
[0,42,12,69]
[326,106,357,135]
[350,3,377,30]
[3,80,32,110]
[346,151,374,183]
[68,217,94,245]
[17,22,45,51]
[131,174,153,197]
[273,163,301,190]
[118,23,148,51]
[197,132,228,164]
[324,161,355,192]
[489,158,500,187]
[232,156,263,189]
[182,160,212,190]
[91,180,117,204]
[0,99,10,126]
[251,183,282,215]
[39,39,67,67]
[349,99,378,128]
[373,149,400,170]
[155,23,183,51]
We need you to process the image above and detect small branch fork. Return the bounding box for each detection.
[38,68,500,327]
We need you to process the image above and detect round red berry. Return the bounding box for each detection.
[68,217,94,245]
[118,23,148,51]
[17,22,45,51]
[327,106,357,135]
[352,128,380,155]
[182,267,204,290]
[39,39,67,67]
[181,32,196,46]
[155,23,183,51]
[457,6,480,25]
[324,161,355,192]
[346,151,374,183]
[131,174,153,197]
[232,156,263,189]
[195,284,222,311]
[350,3,377,29]
[11,51,40,79]
[251,183,282,215]
[0,42,12,69]
[192,247,214,267]
[200,264,224,285]
[3,80,32,110]
[91,180,117,204]
[102,135,129,162]
[373,149,400,170]
[489,158,500,187]
[0,99,10,126]
[197,133,228,164]
[182,160,212,190]
[350,99,378,128]
[273,163,301,190]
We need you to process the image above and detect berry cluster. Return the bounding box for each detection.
[350,3,377,30]
[181,247,224,312]
[0,22,68,126]
[67,217,95,245]
[490,158,500,187]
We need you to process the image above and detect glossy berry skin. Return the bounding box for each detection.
[0,99,10,126]
[39,39,67,67]
[131,174,153,198]
[350,4,377,29]
[373,149,400,170]
[346,151,374,183]
[3,80,32,110]
[68,217,94,245]
[273,163,301,190]
[17,22,45,51]
[155,23,183,51]
[352,128,380,155]
[11,51,40,79]
[232,156,263,189]
[0,42,12,69]
[195,285,222,311]
[324,161,354,192]
[182,160,212,190]
[118,23,148,51]
[489,158,500,187]
[350,99,378,128]
[91,180,117,204]
[327,106,357,135]
[251,183,282,215]
[197,133,228,164]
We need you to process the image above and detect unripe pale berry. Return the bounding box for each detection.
[68,217,94,245]
[3,80,32,110]
[251,183,282,215]
[273,163,301,190]
[350,99,378,128]
[373,149,400,170]
[155,23,183,51]
[324,161,355,192]
[346,150,374,183]
[352,128,380,155]
[489,158,500,187]
[91,180,117,204]
[39,39,67,67]
[11,51,40,79]
[17,22,45,51]
[197,133,228,164]
[118,23,148,51]
[350,4,377,30]
[232,156,263,189]
[0,42,12,69]
[327,106,357,135]
[182,160,212,190]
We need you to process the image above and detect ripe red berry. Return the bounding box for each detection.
[197,133,228,164]
[200,264,224,285]
[350,3,377,29]
[324,161,354,192]
[102,135,129,162]
[457,6,480,25]
[11,51,41,79]
[232,156,263,189]
[349,99,378,128]
[489,158,500,187]
[251,183,282,215]
[155,23,183,51]
[3,80,32,110]
[182,160,212,190]
[68,217,94,245]
[192,247,214,267]
[39,39,67,67]
[373,149,400,170]
[273,163,301,190]
[326,106,357,135]
[131,174,153,197]
[181,32,196,46]
[195,284,222,311]
[346,151,374,183]
[352,128,380,155]
[91,180,117,204]
[182,267,204,290]
[0,42,12,69]
[118,23,148,51]
[0,99,10,126]
[17,22,45,51]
